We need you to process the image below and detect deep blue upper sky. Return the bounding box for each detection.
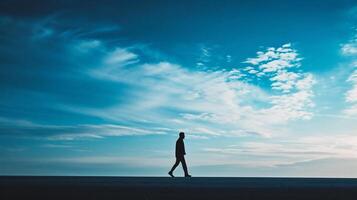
[1,0,357,177]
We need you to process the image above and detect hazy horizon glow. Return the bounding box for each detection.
[1,0,357,177]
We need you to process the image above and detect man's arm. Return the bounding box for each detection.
[183,141,186,155]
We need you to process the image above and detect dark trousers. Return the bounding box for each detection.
[170,156,189,175]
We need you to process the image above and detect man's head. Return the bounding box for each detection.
[179,132,185,139]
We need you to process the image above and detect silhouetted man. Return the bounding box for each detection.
[168,132,191,177]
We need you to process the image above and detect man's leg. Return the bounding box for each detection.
[180,156,190,176]
[169,157,180,176]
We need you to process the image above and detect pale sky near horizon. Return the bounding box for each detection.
[1,0,357,177]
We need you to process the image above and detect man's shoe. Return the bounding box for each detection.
[168,171,174,177]
[185,174,192,177]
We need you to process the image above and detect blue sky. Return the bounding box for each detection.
[2,0,357,177]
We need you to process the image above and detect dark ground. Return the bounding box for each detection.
[2,176,357,200]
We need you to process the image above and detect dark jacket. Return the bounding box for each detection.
[175,138,186,157]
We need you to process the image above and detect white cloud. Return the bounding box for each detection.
[104,48,138,65]
[341,40,357,55]
[270,70,300,92]
[343,67,357,116]
[226,54,232,63]
[0,117,166,141]
[346,86,357,103]
[244,50,275,65]
[282,43,291,48]
[42,144,73,148]
[243,44,310,94]
[202,134,357,167]
[342,36,357,115]
[262,73,316,122]
[196,46,212,67]
[74,40,102,52]
[345,69,357,103]
[189,127,221,136]
[262,90,314,122]
[344,104,357,116]
[248,69,259,74]
[241,44,316,121]
[48,124,168,140]
[80,43,316,138]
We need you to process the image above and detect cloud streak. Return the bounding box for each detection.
[0,117,166,140]
[341,32,357,116]
[202,134,357,167]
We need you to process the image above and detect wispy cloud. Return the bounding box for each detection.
[341,32,357,116]
[345,66,357,101]
[63,42,317,138]
[104,48,139,65]
[202,134,357,167]
[196,45,212,68]
[344,68,357,116]
[0,117,166,140]
[341,33,357,56]
[41,144,73,148]
[53,156,168,167]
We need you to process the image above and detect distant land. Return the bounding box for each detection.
[2,176,357,199]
